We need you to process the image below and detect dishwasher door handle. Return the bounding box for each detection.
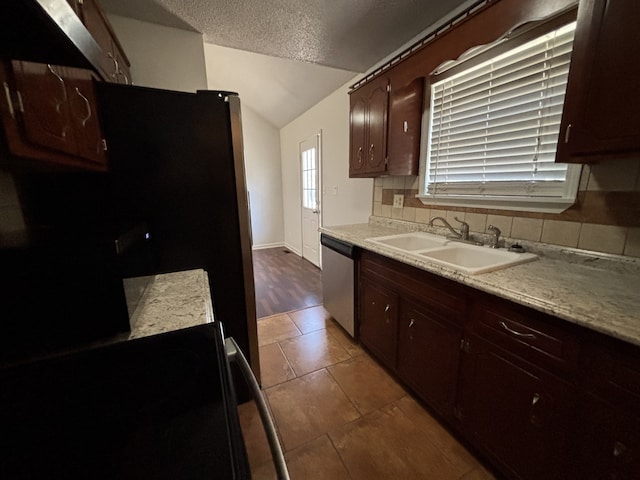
[225,337,290,480]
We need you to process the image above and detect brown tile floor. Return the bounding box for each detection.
[238,305,496,480]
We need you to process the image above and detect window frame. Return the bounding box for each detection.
[417,11,581,214]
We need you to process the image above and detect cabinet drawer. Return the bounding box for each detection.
[469,296,581,376]
[360,250,466,321]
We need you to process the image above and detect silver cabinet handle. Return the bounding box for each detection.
[74,87,91,126]
[384,304,391,313]
[3,82,14,118]
[47,64,67,112]
[532,393,540,405]
[225,337,290,480]
[408,319,415,328]
[118,71,130,85]
[613,441,627,457]
[499,321,536,339]
[564,123,572,144]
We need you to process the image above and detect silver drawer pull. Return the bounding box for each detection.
[532,393,540,405]
[613,441,627,457]
[499,321,536,339]
[408,319,415,328]
[384,304,390,313]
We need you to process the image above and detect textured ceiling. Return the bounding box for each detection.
[100,0,472,127]
[101,0,470,72]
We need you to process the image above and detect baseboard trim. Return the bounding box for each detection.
[252,242,285,251]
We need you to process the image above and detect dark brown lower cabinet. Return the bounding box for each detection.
[397,298,462,420]
[573,395,640,479]
[457,334,576,480]
[574,337,640,479]
[356,249,640,480]
[360,281,398,368]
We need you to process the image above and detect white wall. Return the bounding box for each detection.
[107,14,207,92]
[280,79,373,254]
[204,48,285,248]
[237,106,285,248]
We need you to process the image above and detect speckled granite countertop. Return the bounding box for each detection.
[125,268,213,340]
[321,218,640,347]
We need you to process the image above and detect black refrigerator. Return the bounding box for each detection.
[94,83,260,383]
[1,83,259,384]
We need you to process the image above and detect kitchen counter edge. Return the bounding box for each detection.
[321,221,640,347]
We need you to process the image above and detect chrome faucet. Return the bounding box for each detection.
[487,225,501,248]
[428,216,470,241]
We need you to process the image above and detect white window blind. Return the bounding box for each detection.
[426,21,577,200]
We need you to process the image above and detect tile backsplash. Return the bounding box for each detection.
[372,157,640,258]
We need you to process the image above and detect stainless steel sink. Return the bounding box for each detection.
[366,232,537,274]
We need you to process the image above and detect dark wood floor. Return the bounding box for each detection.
[252,247,322,319]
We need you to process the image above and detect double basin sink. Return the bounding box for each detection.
[366,232,537,275]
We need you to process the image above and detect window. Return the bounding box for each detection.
[419,20,581,213]
[301,144,317,210]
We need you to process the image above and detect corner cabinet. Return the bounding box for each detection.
[0,60,108,171]
[557,0,640,163]
[356,249,640,480]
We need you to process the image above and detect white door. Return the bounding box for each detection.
[300,133,321,267]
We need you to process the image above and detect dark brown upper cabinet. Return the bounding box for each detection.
[0,60,108,171]
[557,0,640,163]
[386,78,424,176]
[0,0,130,85]
[74,0,131,84]
[349,74,424,178]
[349,75,389,177]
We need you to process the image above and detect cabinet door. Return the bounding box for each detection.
[1,61,107,171]
[573,395,640,479]
[349,76,389,177]
[349,93,367,174]
[458,335,576,480]
[365,78,389,174]
[12,62,76,157]
[79,0,117,81]
[78,0,130,84]
[557,0,640,162]
[65,69,107,165]
[397,299,462,418]
[359,280,397,368]
[387,78,424,176]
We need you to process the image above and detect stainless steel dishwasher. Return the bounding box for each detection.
[321,234,356,338]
